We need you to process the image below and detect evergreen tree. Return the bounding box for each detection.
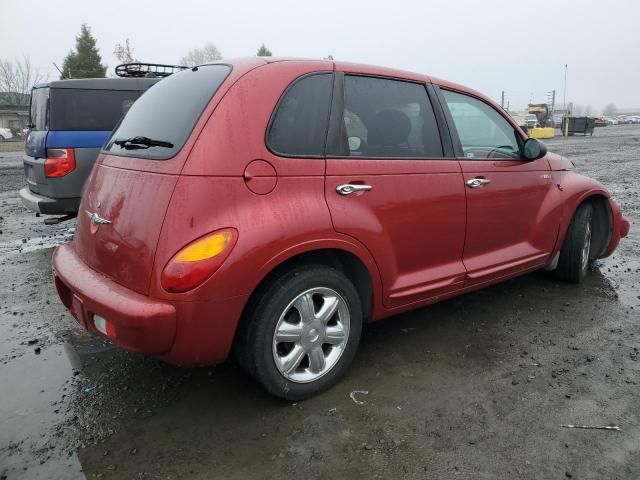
[257,44,273,57]
[61,24,107,79]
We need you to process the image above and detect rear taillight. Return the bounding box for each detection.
[161,229,238,293]
[44,148,76,178]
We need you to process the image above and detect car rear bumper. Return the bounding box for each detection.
[20,187,80,215]
[53,242,177,355]
[52,241,249,365]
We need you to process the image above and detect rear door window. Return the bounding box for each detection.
[104,65,231,160]
[267,73,333,157]
[50,89,140,131]
[329,75,443,158]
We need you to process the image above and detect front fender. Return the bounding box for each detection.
[550,171,626,259]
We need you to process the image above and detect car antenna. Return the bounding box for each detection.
[53,62,66,79]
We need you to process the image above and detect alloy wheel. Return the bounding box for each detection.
[272,287,350,383]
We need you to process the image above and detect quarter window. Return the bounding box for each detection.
[267,73,333,157]
[330,75,443,158]
[442,90,520,160]
[30,87,49,131]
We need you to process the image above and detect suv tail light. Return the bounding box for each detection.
[161,229,238,293]
[45,148,76,178]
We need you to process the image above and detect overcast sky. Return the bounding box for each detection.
[2,0,638,112]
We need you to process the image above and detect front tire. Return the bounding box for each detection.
[555,203,594,283]
[239,265,362,401]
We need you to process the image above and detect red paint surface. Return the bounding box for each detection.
[52,58,628,365]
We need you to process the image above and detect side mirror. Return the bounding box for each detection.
[522,138,547,160]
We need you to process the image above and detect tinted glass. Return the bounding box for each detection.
[268,73,333,157]
[105,65,231,159]
[50,89,140,131]
[442,90,520,160]
[330,76,442,158]
[30,87,49,131]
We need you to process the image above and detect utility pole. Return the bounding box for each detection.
[547,90,556,127]
[501,90,505,109]
[563,64,568,113]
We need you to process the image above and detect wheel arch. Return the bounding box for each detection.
[586,195,613,259]
[231,241,382,370]
[556,191,613,261]
[248,244,380,323]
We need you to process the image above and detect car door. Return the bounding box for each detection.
[324,73,467,309]
[438,88,559,285]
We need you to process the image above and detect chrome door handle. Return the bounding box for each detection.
[336,184,373,195]
[466,178,491,188]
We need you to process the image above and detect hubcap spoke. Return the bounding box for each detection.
[308,346,326,373]
[317,295,339,324]
[280,344,306,374]
[325,324,346,344]
[293,293,315,323]
[582,223,592,270]
[273,287,351,383]
[275,322,303,343]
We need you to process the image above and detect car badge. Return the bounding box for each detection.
[86,211,111,234]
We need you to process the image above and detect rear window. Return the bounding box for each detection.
[104,65,232,160]
[30,87,49,131]
[50,89,140,131]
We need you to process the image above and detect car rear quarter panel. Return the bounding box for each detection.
[152,61,379,308]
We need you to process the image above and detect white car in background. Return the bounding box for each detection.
[0,127,14,141]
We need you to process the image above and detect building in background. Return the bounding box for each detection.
[0,92,30,134]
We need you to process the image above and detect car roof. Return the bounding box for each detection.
[34,77,161,90]
[222,57,495,106]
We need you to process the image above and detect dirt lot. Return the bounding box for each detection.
[1,126,639,480]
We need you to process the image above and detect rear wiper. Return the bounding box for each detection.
[113,136,174,149]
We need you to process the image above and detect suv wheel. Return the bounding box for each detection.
[555,203,594,283]
[239,265,362,401]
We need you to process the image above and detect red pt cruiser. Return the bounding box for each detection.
[52,58,629,400]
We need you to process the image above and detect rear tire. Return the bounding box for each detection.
[555,203,594,283]
[237,265,362,401]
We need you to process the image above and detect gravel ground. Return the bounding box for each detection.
[0,125,638,480]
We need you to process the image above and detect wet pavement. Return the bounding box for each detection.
[1,126,639,479]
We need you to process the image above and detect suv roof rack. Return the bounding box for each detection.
[115,62,188,78]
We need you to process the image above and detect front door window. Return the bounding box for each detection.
[442,90,520,160]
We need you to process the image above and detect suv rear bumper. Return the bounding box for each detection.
[53,242,177,355]
[20,187,80,215]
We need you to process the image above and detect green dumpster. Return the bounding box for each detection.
[562,117,596,136]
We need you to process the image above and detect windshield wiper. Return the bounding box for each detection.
[113,136,174,149]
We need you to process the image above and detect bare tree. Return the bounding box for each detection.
[0,55,46,105]
[114,38,137,64]
[179,44,222,66]
[603,103,617,116]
